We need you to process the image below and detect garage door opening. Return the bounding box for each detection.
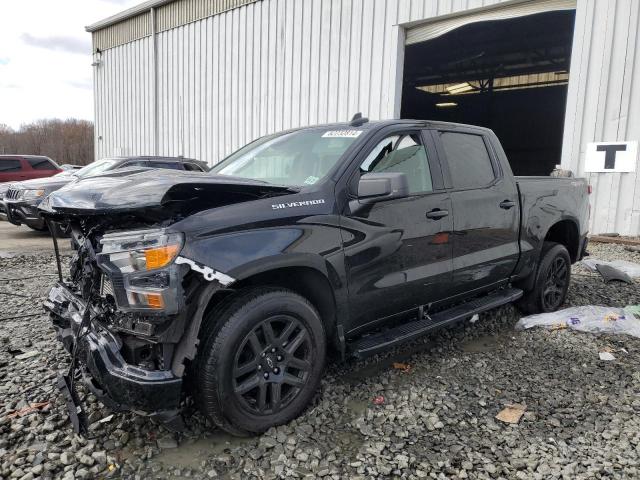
[401,9,576,175]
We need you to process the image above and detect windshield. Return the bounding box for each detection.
[210,128,363,186]
[74,158,119,178]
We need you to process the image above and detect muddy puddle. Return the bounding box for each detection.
[154,430,254,471]
[459,332,514,353]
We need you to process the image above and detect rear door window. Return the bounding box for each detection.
[0,159,22,172]
[439,132,496,189]
[26,157,57,170]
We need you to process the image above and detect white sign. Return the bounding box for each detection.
[584,141,638,172]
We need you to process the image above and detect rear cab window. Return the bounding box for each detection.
[439,132,497,190]
[0,159,23,173]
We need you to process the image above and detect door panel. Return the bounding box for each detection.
[436,130,519,296]
[450,186,519,293]
[343,129,453,333]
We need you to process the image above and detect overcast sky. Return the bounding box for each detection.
[0,0,141,129]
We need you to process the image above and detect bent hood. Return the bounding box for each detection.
[40,169,296,217]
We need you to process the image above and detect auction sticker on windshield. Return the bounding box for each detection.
[322,130,362,138]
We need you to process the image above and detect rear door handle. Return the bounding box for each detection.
[499,200,516,210]
[426,209,449,219]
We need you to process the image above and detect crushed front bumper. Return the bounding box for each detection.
[44,282,182,414]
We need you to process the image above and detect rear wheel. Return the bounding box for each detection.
[196,288,326,435]
[518,242,571,314]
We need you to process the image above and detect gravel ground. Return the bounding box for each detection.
[1,242,640,480]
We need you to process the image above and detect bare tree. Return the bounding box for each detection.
[0,119,94,165]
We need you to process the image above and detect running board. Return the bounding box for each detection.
[349,288,523,358]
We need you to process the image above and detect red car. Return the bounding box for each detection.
[0,155,62,183]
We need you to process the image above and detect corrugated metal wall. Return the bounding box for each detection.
[560,0,640,235]
[93,0,640,235]
[95,0,508,161]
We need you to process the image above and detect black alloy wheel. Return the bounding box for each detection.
[541,255,569,311]
[232,315,312,415]
[196,287,326,435]
[518,241,572,314]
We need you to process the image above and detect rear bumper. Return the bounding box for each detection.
[3,200,46,229]
[44,282,182,414]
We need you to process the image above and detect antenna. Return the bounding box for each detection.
[350,112,368,127]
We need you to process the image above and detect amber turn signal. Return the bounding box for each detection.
[144,244,180,270]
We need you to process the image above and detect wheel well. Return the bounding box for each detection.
[203,266,337,340]
[545,220,579,262]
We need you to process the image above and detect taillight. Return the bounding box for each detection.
[587,185,592,194]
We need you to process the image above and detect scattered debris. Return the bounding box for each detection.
[583,259,640,278]
[14,350,39,360]
[392,362,411,373]
[99,414,115,423]
[470,313,480,323]
[7,401,50,418]
[372,395,385,405]
[516,306,640,338]
[599,351,616,361]
[496,404,527,424]
[596,264,633,284]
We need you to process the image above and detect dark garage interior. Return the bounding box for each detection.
[401,10,576,176]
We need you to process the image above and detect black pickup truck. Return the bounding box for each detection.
[41,118,590,435]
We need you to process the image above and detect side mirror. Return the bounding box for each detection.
[357,172,410,203]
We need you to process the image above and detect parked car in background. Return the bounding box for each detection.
[0,155,61,183]
[41,119,590,436]
[1,156,208,233]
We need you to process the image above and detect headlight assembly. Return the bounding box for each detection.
[100,229,183,273]
[97,229,184,313]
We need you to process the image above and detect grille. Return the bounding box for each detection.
[6,188,22,200]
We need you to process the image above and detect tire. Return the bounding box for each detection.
[518,242,571,315]
[196,287,326,435]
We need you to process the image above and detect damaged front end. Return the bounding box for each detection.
[43,219,232,432]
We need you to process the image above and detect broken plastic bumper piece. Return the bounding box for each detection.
[44,282,182,414]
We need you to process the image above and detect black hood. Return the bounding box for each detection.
[40,169,296,217]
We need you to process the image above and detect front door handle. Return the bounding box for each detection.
[426,208,449,220]
[499,200,516,210]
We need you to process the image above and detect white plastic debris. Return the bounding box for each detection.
[599,352,615,361]
[470,314,479,323]
[582,259,640,278]
[516,306,640,338]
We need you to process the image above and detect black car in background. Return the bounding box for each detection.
[1,156,207,233]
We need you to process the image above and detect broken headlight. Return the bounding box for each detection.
[97,229,184,313]
[100,229,183,273]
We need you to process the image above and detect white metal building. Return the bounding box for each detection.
[87,0,640,235]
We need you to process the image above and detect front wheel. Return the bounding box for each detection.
[518,242,571,314]
[196,288,326,435]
